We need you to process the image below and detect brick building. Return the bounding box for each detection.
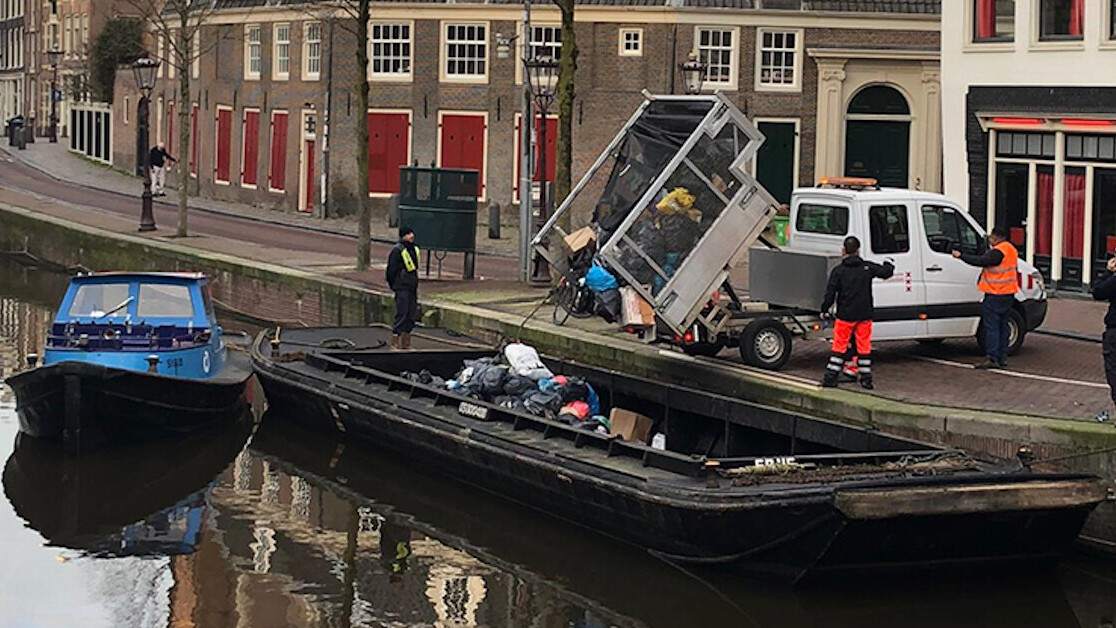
[112,0,941,222]
[0,0,26,125]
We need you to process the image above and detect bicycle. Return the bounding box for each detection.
[552,274,595,325]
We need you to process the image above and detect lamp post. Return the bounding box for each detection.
[47,47,61,143]
[132,56,159,232]
[679,52,707,95]
[524,55,558,286]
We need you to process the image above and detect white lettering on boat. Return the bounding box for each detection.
[754,457,796,467]
[458,401,490,420]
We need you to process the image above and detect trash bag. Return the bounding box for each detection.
[523,390,563,418]
[585,383,601,416]
[660,213,701,254]
[656,187,695,215]
[560,378,590,404]
[503,374,535,398]
[630,219,667,262]
[559,401,591,420]
[595,288,622,323]
[504,343,554,381]
[585,264,619,293]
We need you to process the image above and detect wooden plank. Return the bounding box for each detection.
[835,480,1108,520]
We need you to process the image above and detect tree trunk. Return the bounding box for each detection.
[554,0,577,223]
[176,20,190,237]
[355,0,372,270]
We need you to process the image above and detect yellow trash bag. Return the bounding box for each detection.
[656,187,694,215]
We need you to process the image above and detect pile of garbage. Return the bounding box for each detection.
[402,343,609,433]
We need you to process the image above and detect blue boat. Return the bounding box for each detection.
[5,272,252,452]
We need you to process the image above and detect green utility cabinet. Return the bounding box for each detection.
[398,167,480,279]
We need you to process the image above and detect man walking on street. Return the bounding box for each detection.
[820,236,894,390]
[954,227,1019,369]
[386,226,420,350]
[1091,255,1116,418]
[149,142,176,196]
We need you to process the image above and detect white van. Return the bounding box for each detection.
[688,180,1048,369]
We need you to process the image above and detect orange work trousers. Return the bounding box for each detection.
[832,319,872,358]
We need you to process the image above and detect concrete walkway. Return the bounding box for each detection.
[4,140,521,258]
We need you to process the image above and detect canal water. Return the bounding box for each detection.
[4,257,1116,628]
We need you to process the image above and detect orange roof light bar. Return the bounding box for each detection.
[991,117,1044,125]
[1061,118,1115,127]
[818,177,878,189]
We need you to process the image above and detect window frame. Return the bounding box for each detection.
[970,0,1016,44]
[191,32,200,79]
[241,107,261,190]
[303,21,322,80]
[795,203,849,236]
[440,21,489,84]
[618,28,643,57]
[516,22,561,85]
[244,24,261,80]
[754,28,802,92]
[1107,0,1116,43]
[693,26,739,92]
[369,21,414,82]
[273,22,291,81]
[921,204,984,256]
[1034,0,1085,45]
[868,204,912,255]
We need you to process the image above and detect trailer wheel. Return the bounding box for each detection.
[682,338,726,357]
[740,319,792,370]
[976,308,1026,356]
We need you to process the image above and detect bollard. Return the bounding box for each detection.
[16,127,26,150]
[488,202,501,239]
[146,355,161,373]
[26,353,38,368]
[388,193,399,228]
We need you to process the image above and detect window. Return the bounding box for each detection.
[137,284,194,318]
[124,96,129,125]
[974,1,1016,42]
[191,33,199,79]
[303,22,321,79]
[619,28,642,56]
[868,205,910,254]
[49,23,58,51]
[518,24,561,84]
[63,16,70,55]
[922,205,983,255]
[1067,134,1116,163]
[996,132,1055,159]
[68,283,130,318]
[245,25,261,79]
[694,27,737,90]
[796,203,848,235]
[1111,0,1116,39]
[757,29,800,90]
[273,23,290,80]
[370,22,412,79]
[168,30,176,78]
[1039,0,1084,41]
[443,23,487,81]
[82,14,88,52]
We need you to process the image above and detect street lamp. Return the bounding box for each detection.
[132,56,159,232]
[47,46,61,143]
[524,55,558,286]
[679,52,707,95]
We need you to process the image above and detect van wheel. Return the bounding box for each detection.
[740,319,792,370]
[976,308,1026,356]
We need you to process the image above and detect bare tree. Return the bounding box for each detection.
[553,0,578,212]
[125,0,222,238]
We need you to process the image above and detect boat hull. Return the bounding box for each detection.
[7,351,250,450]
[253,355,1102,582]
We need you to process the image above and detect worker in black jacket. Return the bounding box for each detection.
[1092,255,1116,417]
[386,226,420,350]
[819,236,895,390]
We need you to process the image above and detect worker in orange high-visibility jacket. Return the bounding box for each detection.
[819,236,895,390]
[954,226,1019,370]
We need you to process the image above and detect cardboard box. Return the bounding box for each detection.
[564,226,596,254]
[619,286,655,327]
[609,408,653,444]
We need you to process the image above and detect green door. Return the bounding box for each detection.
[844,120,910,188]
[756,121,796,205]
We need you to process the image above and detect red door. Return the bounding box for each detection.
[368,112,410,194]
[166,102,175,149]
[439,113,486,198]
[189,104,199,176]
[215,108,232,183]
[269,112,288,191]
[303,139,315,213]
[241,110,260,187]
[514,114,557,201]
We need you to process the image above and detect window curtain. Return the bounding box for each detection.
[1036,170,1055,256]
[1064,170,1087,259]
[1070,0,1084,36]
[976,0,997,39]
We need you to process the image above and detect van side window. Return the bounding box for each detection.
[796,204,848,235]
[868,205,910,254]
[921,205,984,255]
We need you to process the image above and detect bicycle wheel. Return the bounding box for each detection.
[569,286,596,319]
[552,281,575,326]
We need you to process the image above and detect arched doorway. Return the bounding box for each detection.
[844,85,911,188]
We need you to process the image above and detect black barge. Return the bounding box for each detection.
[251,327,1106,582]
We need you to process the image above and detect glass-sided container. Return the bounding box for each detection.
[534,94,779,335]
[398,167,479,253]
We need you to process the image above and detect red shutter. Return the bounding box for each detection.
[270,112,288,191]
[514,114,557,199]
[368,112,410,194]
[242,110,260,186]
[215,108,232,183]
[304,139,316,211]
[439,113,485,197]
[166,102,175,148]
[189,104,199,176]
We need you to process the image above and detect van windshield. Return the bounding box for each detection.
[796,203,848,235]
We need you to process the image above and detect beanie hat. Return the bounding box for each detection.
[399,225,414,239]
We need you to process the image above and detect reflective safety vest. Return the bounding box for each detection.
[401,246,420,272]
[977,241,1019,295]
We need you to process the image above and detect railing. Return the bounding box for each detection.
[69,102,112,165]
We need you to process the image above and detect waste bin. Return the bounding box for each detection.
[772,215,789,247]
[7,116,24,147]
[397,167,480,279]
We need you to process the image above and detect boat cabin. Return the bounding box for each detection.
[44,272,227,378]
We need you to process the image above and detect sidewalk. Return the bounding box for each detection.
[4,141,520,258]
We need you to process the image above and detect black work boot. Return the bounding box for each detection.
[860,376,874,390]
[821,372,839,388]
